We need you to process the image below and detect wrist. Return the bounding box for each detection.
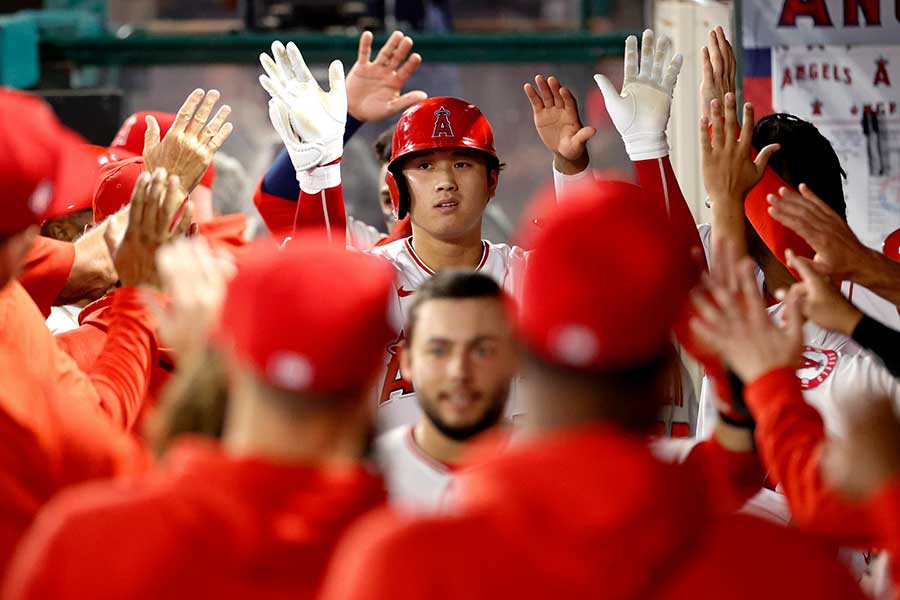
[856,248,898,290]
[837,305,864,336]
[553,151,589,176]
[298,162,341,194]
[622,132,668,161]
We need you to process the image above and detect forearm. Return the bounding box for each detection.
[87,287,160,430]
[684,431,765,515]
[297,162,347,245]
[746,367,879,545]
[635,156,704,267]
[852,315,900,377]
[854,250,900,308]
[57,224,118,305]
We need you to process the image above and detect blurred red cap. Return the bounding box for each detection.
[110,111,216,188]
[42,144,131,221]
[515,179,697,370]
[0,88,100,235]
[216,234,396,394]
[92,156,145,224]
[883,228,900,262]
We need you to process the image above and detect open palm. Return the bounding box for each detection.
[525,75,595,161]
[346,31,427,122]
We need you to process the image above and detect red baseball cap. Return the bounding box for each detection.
[216,234,396,394]
[515,179,697,370]
[0,89,100,235]
[41,145,131,221]
[110,111,216,189]
[92,156,145,224]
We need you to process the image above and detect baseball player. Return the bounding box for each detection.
[319,177,866,600]
[255,30,686,431]
[373,270,516,510]
[3,236,397,600]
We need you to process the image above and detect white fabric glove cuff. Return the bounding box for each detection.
[622,132,669,161]
[298,162,341,194]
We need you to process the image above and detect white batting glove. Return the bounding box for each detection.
[259,41,347,180]
[593,29,683,161]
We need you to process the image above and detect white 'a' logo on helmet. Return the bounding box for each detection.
[432,106,454,138]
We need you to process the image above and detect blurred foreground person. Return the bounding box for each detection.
[0,88,193,574]
[320,180,866,599]
[5,234,396,600]
[374,271,516,510]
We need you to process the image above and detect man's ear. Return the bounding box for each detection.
[487,168,500,199]
[398,340,413,384]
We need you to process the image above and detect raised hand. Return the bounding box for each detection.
[114,168,193,289]
[780,248,863,336]
[524,75,596,175]
[153,236,236,359]
[767,184,876,281]
[346,31,427,122]
[700,26,736,120]
[690,237,805,384]
[259,41,346,172]
[593,29,683,161]
[701,94,779,206]
[143,89,233,199]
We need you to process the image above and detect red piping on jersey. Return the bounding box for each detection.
[405,427,462,474]
[404,237,489,276]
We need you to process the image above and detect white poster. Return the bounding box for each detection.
[744,0,900,48]
[772,45,900,248]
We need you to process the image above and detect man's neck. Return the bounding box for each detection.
[413,419,467,467]
[409,225,484,272]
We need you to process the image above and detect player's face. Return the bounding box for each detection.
[401,297,515,440]
[401,149,497,242]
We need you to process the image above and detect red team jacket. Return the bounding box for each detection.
[3,438,385,600]
[0,281,155,574]
[320,425,865,599]
[18,237,76,318]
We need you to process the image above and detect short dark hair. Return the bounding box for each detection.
[373,126,395,164]
[405,271,502,343]
[753,113,847,221]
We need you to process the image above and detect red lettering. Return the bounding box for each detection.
[874,58,891,86]
[797,65,807,80]
[810,63,819,79]
[781,67,794,88]
[671,423,691,439]
[845,67,853,84]
[845,0,881,25]
[891,102,897,114]
[778,0,834,26]
[379,332,414,405]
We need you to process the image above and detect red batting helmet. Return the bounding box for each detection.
[386,96,498,219]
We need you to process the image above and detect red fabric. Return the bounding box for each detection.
[197,213,249,252]
[517,179,697,370]
[91,157,144,224]
[320,426,864,599]
[745,367,880,546]
[216,236,394,394]
[869,477,900,594]
[0,282,160,431]
[18,236,75,317]
[376,216,413,247]
[682,438,766,516]
[253,181,347,247]
[3,438,384,600]
[0,281,154,576]
[0,90,98,235]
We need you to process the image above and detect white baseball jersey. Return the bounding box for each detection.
[346,215,387,252]
[695,223,900,440]
[373,425,456,511]
[46,305,82,334]
[368,236,527,431]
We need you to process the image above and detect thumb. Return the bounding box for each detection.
[593,74,621,103]
[143,115,161,155]
[571,126,597,148]
[328,60,346,96]
[392,90,429,113]
[754,143,780,174]
[781,285,806,343]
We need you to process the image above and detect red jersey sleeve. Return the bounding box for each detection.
[683,437,766,515]
[18,237,75,317]
[745,367,880,546]
[253,177,347,246]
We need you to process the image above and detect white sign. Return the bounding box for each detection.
[744,0,900,48]
[772,45,900,248]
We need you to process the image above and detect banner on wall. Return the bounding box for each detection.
[743,0,900,48]
[772,45,900,248]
